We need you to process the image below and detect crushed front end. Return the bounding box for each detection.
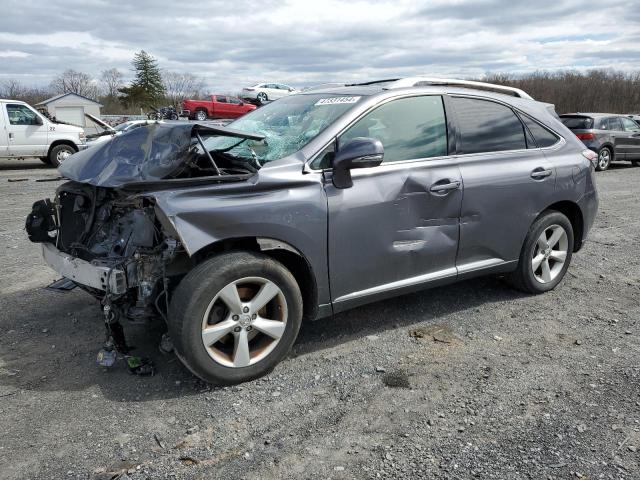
[26,181,182,359]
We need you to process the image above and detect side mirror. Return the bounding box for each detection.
[332,137,384,189]
[35,116,43,126]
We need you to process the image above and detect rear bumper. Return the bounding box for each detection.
[42,243,127,294]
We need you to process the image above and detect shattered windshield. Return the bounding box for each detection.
[201,94,365,164]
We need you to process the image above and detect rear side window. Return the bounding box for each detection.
[608,117,623,131]
[451,97,526,154]
[339,95,447,163]
[215,96,227,103]
[561,116,594,129]
[520,115,560,148]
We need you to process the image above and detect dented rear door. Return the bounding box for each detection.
[325,95,462,311]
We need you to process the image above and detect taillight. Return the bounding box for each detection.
[582,149,598,169]
[244,88,255,91]
[576,132,595,140]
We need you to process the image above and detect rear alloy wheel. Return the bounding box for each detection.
[169,252,302,384]
[507,211,574,294]
[596,147,612,171]
[48,144,75,167]
[194,110,207,121]
[257,92,268,104]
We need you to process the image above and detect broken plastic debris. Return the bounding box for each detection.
[96,348,117,367]
[126,356,155,376]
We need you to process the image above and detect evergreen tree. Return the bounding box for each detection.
[119,50,165,108]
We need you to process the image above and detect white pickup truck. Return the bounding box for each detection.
[0,99,86,167]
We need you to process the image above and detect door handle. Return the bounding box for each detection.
[530,168,553,180]
[8,132,14,140]
[429,180,461,194]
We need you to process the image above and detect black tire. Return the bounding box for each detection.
[48,144,76,167]
[596,146,612,171]
[39,157,51,166]
[168,251,303,385]
[257,92,268,104]
[632,159,640,167]
[170,113,178,120]
[194,110,207,121]
[507,210,574,294]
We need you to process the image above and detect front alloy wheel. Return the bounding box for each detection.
[169,251,302,385]
[201,277,288,368]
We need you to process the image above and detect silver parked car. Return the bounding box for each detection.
[241,82,297,104]
[26,78,598,385]
[560,113,640,170]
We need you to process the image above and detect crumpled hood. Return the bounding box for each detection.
[59,122,264,188]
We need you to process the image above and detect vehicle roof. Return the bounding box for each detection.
[561,113,624,118]
[0,98,27,103]
[297,84,538,106]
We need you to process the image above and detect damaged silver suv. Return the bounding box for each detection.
[26,78,599,384]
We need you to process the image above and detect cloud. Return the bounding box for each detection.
[0,0,637,92]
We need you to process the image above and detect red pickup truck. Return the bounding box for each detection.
[181,95,256,121]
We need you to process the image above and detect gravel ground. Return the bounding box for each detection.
[0,158,639,480]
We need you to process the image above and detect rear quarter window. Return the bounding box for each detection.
[520,115,560,148]
[450,97,526,154]
[561,116,594,129]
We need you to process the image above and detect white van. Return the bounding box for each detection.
[1,99,86,167]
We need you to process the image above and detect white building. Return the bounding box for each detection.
[36,92,104,135]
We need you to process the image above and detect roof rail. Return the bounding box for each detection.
[345,78,400,86]
[386,77,533,99]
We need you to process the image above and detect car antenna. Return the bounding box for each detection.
[194,130,221,175]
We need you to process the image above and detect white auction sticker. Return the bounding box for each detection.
[315,96,361,106]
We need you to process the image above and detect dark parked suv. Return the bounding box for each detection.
[26,78,599,384]
[560,113,640,170]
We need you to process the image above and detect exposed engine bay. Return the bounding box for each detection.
[24,122,265,367]
[26,181,184,356]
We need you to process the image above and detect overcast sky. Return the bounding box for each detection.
[1,0,638,92]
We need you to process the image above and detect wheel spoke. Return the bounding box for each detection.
[549,250,567,263]
[532,253,545,271]
[218,282,243,313]
[547,226,564,249]
[537,232,548,250]
[202,318,236,346]
[249,281,280,313]
[541,259,552,282]
[232,329,251,367]
[252,317,286,339]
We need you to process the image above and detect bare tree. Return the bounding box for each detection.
[481,70,640,114]
[100,68,124,98]
[162,71,206,105]
[0,79,26,99]
[0,79,53,104]
[50,69,98,99]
